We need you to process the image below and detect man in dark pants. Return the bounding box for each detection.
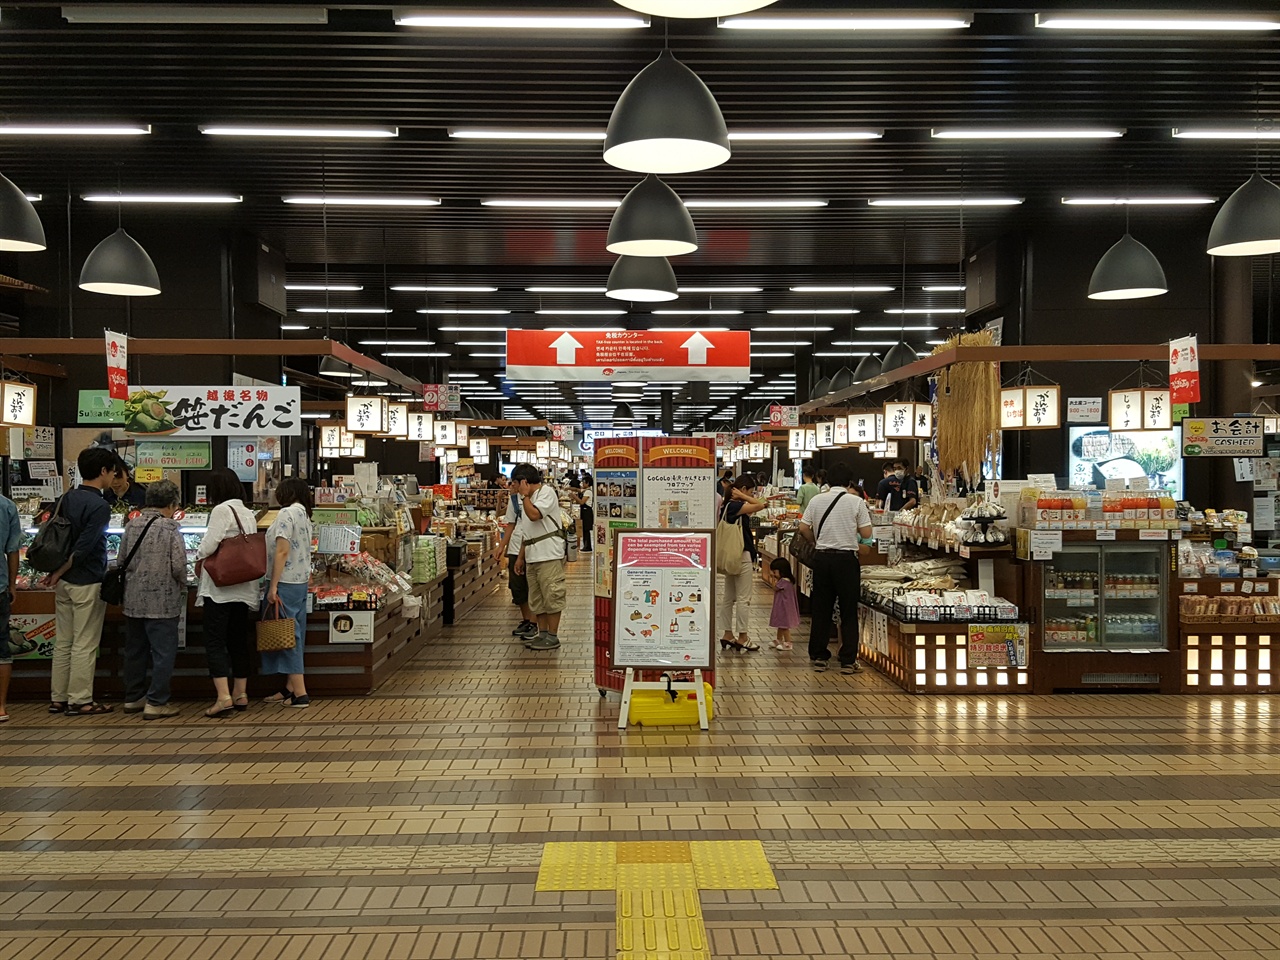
[799,462,874,675]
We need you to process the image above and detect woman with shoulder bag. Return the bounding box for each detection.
[718,475,768,652]
[261,478,314,708]
[197,469,261,718]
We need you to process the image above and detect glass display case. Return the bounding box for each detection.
[1042,544,1168,652]
[17,521,208,591]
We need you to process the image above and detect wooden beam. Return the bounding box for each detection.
[0,354,67,379]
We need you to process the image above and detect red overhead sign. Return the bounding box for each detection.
[505,329,750,381]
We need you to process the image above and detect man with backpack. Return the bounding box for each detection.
[43,448,116,715]
[511,464,565,651]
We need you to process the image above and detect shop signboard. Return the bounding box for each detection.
[1169,335,1201,404]
[506,328,750,381]
[769,404,799,428]
[1067,397,1103,423]
[1183,417,1265,457]
[136,440,213,470]
[77,389,127,425]
[421,383,461,412]
[19,426,54,460]
[611,530,714,669]
[123,386,302,437]
[968,623,1028,668]
[104,330,129,401]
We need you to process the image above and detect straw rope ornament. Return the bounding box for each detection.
[932,330,1001,485]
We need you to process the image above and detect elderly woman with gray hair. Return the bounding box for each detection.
[117,479,189,720]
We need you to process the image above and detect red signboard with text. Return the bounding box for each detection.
[506,329,750,381]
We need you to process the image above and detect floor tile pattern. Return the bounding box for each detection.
[0,558,1276,959]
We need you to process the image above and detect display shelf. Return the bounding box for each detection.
[1181,630,1274,693]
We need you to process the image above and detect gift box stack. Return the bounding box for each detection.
[412,535,448,583]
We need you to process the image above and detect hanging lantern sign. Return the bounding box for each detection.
[847,411,878,444]
[1108,389,1142,432]
[536,440,550,458]
[383,402,409,439]
[455,422,469,447]
[1142,388,1171,430]
[834,417,849,445]
[350,437,367,458]
[1024,385,1061,429]
[469,437,489,458]
[912,402,932,439]
[0,381,36,427]
[408,412,435,442]
[804,428,817,452]
[346,395,387,434]
[435,419,457,446]
[788,428,803,449]
[883,401,915,439]
[1000,387,1027,429]
[319,423,343,455]
[816,421,835,448]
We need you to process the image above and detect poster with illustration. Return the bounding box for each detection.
[612,530,713,668]
[594,438,642,598]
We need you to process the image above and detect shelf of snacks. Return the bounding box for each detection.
[892,499,1012,553]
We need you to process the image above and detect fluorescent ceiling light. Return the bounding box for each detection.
[1061,196,1216,205]
[885,308,965,314]
[677,286,762,293]
[534,309,626,316]
[446,372,482,378]
[922,285,967,291]
[750,351,792,357]
[683,199,827,209]
[857,325,939,331]
[296,307,392,314]
[754,326,833,332]
[81,192,242,204]
[282,196,441,206]
[438,326,509,331]
[1035,12,1280,32]
[390,285,499,292]
[472,352,507,357]
[63,5,328,24]
[382,351,450,357]
[455,340,507,346]
[868,197,1024,207]
[357,340,435,346]
[832,340,900,346]
[649,327,729,332]
[418,308,510,315]
[280,324,311,331]
[728,129,882,141]
[931,128,1124,140]
[721,13,972,30]
[301,412,332,420]
[814,351,873,357]
[526,286,609,293]
[394,10,649,29]
[752,340,810,347]
[0,123,151,136]
[790,285,894,293]
[351,379,389,387]
[483,198,619,208]
[286,284,363,291]
[24,193,41,202]
[454,127,881,142]
[450,127,606,140]
[650,309,743,316]
[201,125,396,138]
[1173,128,1280,140]
[487,197,826,210]
[767,308,859,315]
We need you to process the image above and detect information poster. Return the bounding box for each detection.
[640,436,717,530]
[316,524,362,555]
[612,530,713,668]
[329,610,375,644]
[594,438,642,598]
[8,613,57,659]
[968,623,1028,668]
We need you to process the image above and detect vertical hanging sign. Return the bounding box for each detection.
[104,330,129,401]
[1169,335,1201,404]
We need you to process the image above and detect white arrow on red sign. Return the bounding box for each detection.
[681,331,714,365]
[551,332,583,365]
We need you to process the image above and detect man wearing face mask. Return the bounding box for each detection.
[876,460,918,514]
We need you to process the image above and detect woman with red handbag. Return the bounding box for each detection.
[196,469,262,718]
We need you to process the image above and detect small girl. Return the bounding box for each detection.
[764,557,800,651]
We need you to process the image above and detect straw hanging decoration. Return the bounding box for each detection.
[932,330,1001,485]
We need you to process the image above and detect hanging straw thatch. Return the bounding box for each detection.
[932,330,1001,484]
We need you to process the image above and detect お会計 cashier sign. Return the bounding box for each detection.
[505,329,750,381]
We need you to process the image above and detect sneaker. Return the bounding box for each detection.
[142,703,180,720]
[515,621,539,641]
[527,635,561,650]
[811,659,828,672]
[511,619,537,637]
[840,661,864,675]
[122,699,147,714]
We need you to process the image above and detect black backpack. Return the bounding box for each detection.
[27,496,75,573]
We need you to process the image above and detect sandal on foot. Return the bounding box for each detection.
[205,698,236,718]
[66,701,113,716]
[0,712,9,723]
[232,696,249,712]
[262,689,290,703]
[48,701,66,714]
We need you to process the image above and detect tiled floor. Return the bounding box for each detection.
[1,557,1277,960]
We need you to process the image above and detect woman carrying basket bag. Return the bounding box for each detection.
[260,478,314,708]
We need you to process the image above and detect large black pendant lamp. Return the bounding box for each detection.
[829,366,855,392]
[881,341,917,373]
[809,375,832,401]
[1088,233,1168,300]
[604,49,731,175]
[607,175,698,257]
[1207,173,1280,257]
[78,227,161,296]
[852,353,883,382]
[0,172,45,251]
[606,254,679,302]
[613,401,635,426]
[613,1,779,15]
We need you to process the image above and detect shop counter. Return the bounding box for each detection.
[443,554,505,625]
[1174,576,1277,694]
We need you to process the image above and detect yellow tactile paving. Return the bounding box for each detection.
[617,840,692,863]
[616,861,699,890]
[689,839,779,890]
[535,840,616,891]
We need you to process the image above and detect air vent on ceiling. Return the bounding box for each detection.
[1081,672,1159,685]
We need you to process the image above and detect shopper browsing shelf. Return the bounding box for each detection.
[577,473,594,553]
[45,447,116,716]
[197,469,260,718]
[494,488,536,642]
[511,464,566,651]
[262,478,313,707]
[118,480,187,720]
[0,489,20,724]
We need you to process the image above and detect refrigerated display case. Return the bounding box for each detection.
[1041,543,1168,653]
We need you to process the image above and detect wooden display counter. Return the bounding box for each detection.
[444,554,505,625]
[1175,576,1276,694]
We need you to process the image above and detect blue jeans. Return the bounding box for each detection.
[123,616,180,705]
[0,590,11,665]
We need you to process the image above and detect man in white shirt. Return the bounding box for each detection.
[576,473,594,553]
[799,461,873,675]
[494,490,536,641]
[512,464,566,651]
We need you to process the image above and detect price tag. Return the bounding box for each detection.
[1138,529,1168,541]
[959,545,971,558]
[1027,473,1056,489]
[1221,582,1236,594]
[1029,529,1062,560]
[1257,582,1271,594]
[1241,579,1255,594]
[1183,582,1198,593]
[1171,530,1183,540]
[1096,529,1117,541]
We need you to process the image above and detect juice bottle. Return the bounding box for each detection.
[1036,491,1051,528]
[1160,491,1177,528]
[1072,492,1087,527]
[1103,493,1122,529]
[1121,492,1137,528]
[1146,494,1161,530]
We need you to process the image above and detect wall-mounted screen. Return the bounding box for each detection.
[1068,426,1183,500]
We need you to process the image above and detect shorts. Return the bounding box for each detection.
[0,590,11,664]
[508,556,529,606]
[526,558,567,615]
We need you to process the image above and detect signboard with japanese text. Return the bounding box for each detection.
[1183,417,1265,457]
[2,381,36,427]
[329,610,375,644]
[611,530,714,669]
[883,402,915,439]
[1169,335,1201,404]
[1024,385,1060,429]
[226,438,259,482]
[506,328,751,381]
[136,440,212,471]
[408,412,435,442]
[968,623,1028,668]
[104,330,128,401]
[595,438,642,598]
[316,524,362,555]
[77,389,126,425]
[1067,397,1103,423]
[846,411,880,444]
[19,426,54,460]
[421,383,461,412]
[769,404,800,428]
[123,386,302,437]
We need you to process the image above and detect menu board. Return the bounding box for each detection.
[612,530,714,669]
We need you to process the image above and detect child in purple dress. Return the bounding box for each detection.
[764,557,800,651]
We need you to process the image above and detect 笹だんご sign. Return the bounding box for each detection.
[1183,417,1265,457]
[506,329,750,381]
[123,386,302,436]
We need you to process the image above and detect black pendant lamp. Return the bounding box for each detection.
[604,49,731,175]
[607,175,698,257]
[78,227,161,296]
[809,376,832,401]
[1207,173,1280,257]
[853,353,882,382]
[829,366,855,392]
[0,172,45,252]
[1088,233,1168,300]
[319,357,359,379]
[613,1,779,15]
[614,401,635,426]
[606,254,679,302]
[881,341,918,373]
